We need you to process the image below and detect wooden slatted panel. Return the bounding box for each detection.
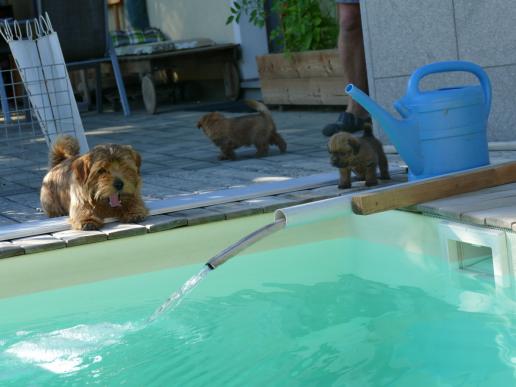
[256,49,347,105]
[259,78,348,105]
[257,49,343,79]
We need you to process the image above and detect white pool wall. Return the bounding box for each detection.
[277,194,516,289]
[276,194,443,257]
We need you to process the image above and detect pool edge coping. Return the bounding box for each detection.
[0,169,408,259]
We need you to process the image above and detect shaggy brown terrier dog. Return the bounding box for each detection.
[40,135,149,230]
[328,124,390,189]
[197,100,287,160]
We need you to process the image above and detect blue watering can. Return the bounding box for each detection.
[346,60,491,180]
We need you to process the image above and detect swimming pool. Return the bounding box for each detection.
[1,197,515,385]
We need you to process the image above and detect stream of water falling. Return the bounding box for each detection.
[0,223,280,376]
[147,266,211,323]
[146,221,283,323]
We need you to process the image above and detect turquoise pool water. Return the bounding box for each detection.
[0,236,515,386]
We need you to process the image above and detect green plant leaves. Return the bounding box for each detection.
[226,0,337,54]
[226,0,266,27]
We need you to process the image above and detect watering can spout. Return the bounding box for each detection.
[345,84,423,175]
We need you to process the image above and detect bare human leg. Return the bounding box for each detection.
[338,3,368,119]
[322,2,370,136]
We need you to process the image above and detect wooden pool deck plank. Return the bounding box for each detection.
[101,223,148,240]
[461,205,516,229]
[138,214,188,233]
[415,182,516,229]
[4,166,516,257]
[0,241,24,259]
[52,229,108,247]
[417,191,516,220]
[11,235,66,254]
[417,182,516,213]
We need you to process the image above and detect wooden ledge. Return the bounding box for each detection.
[351,162,516,215]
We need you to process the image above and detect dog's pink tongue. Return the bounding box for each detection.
[109,193,122,207]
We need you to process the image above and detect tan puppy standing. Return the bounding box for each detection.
[328,124,390,189]
[197,100,287,160]
[40,135,149,230]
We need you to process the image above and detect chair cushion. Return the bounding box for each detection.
[114,37,215,56]
[114,40,176,56]
[110,27,167,48]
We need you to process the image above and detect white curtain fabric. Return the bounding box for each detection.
[0,14,89,153]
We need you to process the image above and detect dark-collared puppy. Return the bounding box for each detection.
[197,100,286,160]
[40,135,149,230]
[328,124,390,189]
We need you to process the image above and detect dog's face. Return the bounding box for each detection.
[71,144,142,207]
[197,112,224,136]
[327,132,361,168]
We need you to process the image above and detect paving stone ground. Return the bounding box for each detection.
[0,103,513,226]
[0,105,374,224]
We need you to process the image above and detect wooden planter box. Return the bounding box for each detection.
[256,49,348,105]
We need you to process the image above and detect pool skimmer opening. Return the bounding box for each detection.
[439,221,512,288]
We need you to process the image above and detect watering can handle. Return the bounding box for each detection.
[407,61,491,111]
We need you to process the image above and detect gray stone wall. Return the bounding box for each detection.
[360,0,516,142]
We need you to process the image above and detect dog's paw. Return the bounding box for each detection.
[126,214,146,223]
[120,211,147,224]
[81,222,99,231]
[365,179,379,187]
[380,173,391,180]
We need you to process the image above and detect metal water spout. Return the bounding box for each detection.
[205,220,285,270]
[149,219,286,323]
